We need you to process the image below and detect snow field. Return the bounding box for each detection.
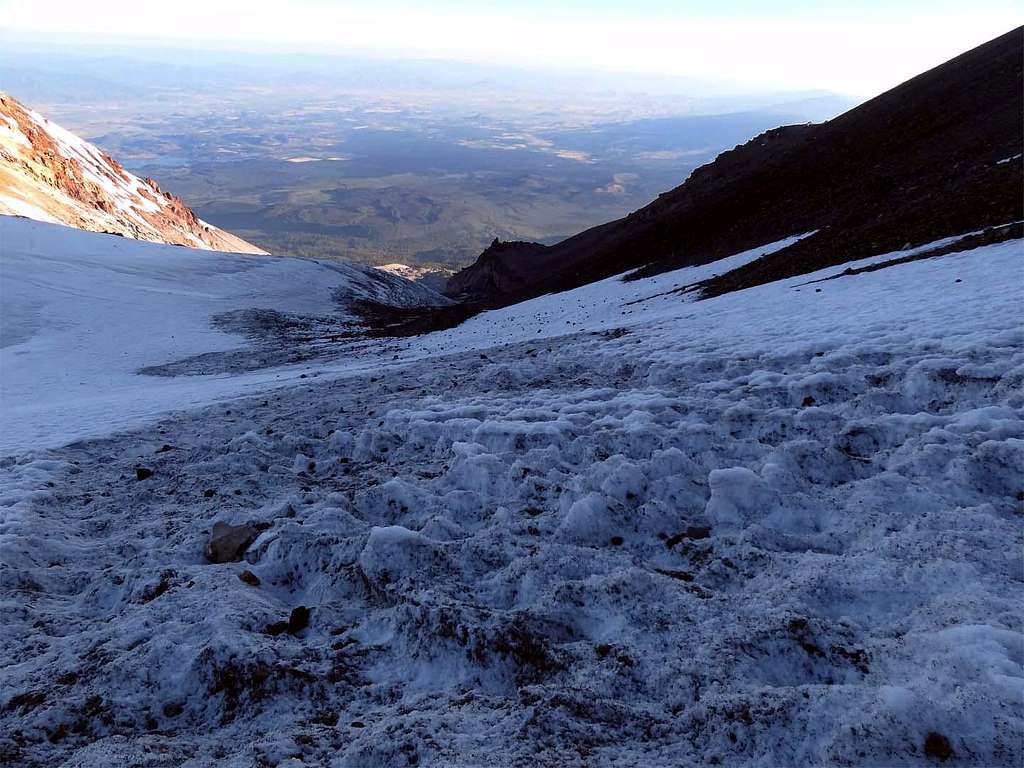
[1,234,1022,766]
[0,218,445,453]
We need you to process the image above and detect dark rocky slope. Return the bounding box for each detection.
[446,27,1023,307]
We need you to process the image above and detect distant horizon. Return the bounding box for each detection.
[1,0,1020,96]
[0,33,853,103]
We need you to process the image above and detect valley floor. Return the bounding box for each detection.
[1,232,1022,767]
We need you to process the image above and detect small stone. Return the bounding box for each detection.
[802,395,816,407]
[204,522,258,564]
[665,526,712,547]
[685,525,712,540]
[313,711,339,726]
[203,489,216,498]
[288,606,311,635]
[350,721,365,728]
[238,570,260,586]
[609,536,624,546]
[265,620,289,636]
[135,467,153,481]
[924,732,952,761]
[156,444,174,453]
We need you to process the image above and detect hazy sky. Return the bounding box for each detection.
[2,0,1019,95]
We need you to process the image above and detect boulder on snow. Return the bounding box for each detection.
[265,620,289,636]
[288,606,310,635]
[204,521,258,563]
[264,606,311,637]
[924,732,953,761]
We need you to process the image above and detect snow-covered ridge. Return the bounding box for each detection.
[0,92,265,254]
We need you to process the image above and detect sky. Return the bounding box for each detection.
[1,0,1020,95]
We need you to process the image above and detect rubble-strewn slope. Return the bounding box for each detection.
[0,92,266,253]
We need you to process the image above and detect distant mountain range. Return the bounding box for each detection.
[0,40,856,116]
[0,92,264,253]
[446,27,1022,310]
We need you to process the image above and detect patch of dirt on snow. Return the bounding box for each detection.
[139,309,379,377]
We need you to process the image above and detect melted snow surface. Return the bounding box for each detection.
[0,220,1022,767]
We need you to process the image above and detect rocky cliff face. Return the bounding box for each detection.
[0,92,266,254]
[444,239,549,300]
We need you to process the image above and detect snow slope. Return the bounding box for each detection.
[0,223,1022,766]
[0,218,446,453]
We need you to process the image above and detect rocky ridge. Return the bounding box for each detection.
[0,92,265,253]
